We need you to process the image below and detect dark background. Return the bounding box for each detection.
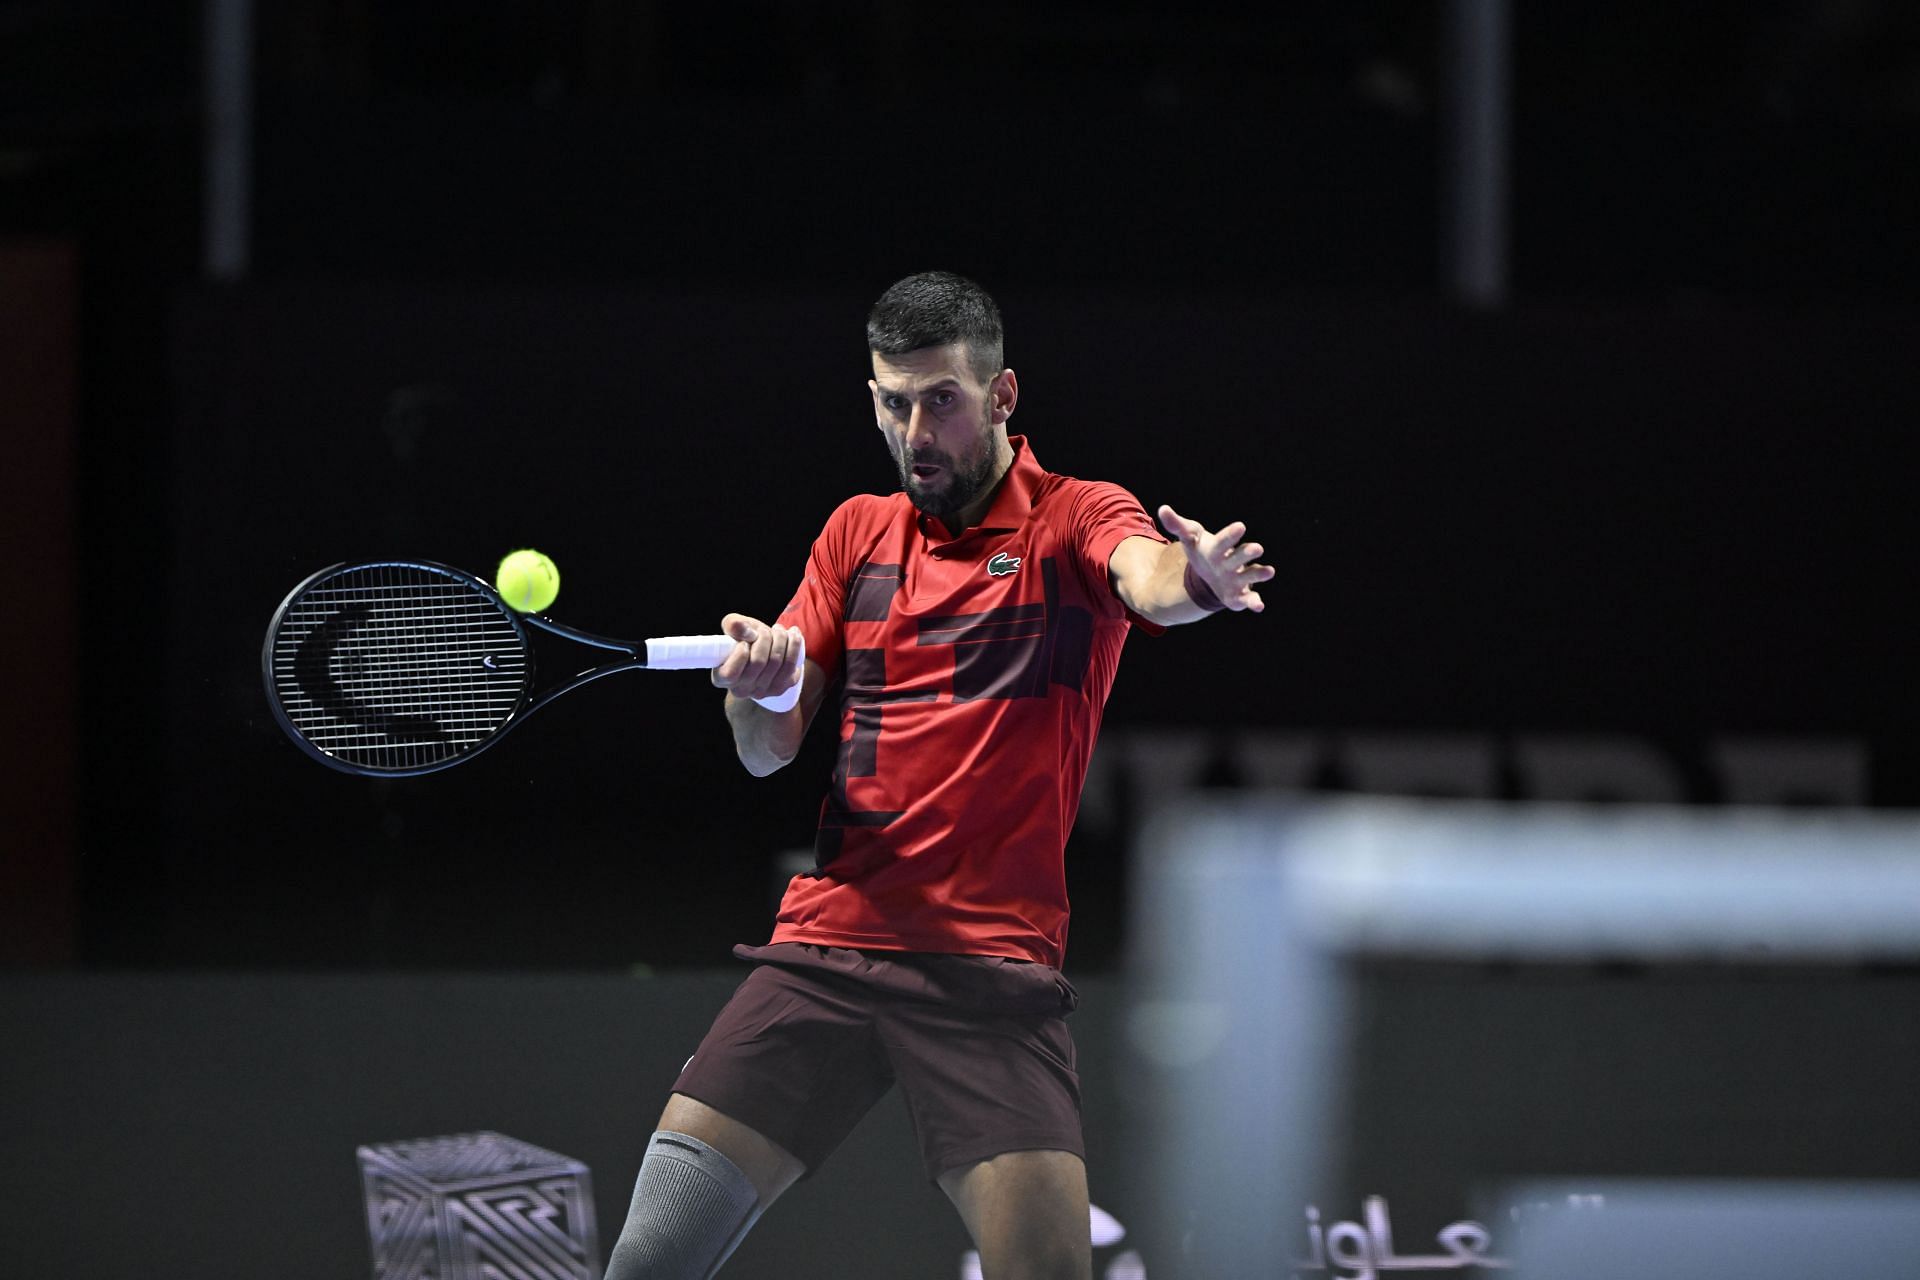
[5,4,1919,1277]
[4,0,1915,973]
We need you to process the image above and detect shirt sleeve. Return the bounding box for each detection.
[1067,480,1170,633]
[774,496,866,681]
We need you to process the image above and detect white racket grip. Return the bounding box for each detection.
[645,635,736,669]
[644,630,806,713]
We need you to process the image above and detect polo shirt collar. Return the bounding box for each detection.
[920,434,1040,543]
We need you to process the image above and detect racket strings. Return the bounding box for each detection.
[268,564,530,771]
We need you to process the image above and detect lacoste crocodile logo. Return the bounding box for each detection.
[987,552,1021,577]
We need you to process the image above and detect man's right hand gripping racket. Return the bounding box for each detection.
[262,560,803,777]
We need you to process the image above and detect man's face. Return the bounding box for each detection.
[869,343,1011,525]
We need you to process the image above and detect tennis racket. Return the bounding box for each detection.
[262,559,803,777]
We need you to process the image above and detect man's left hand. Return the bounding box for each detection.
[1157,504,1273,614]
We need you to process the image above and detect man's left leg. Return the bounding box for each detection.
[876,954,1088,1280]
[938,1148,1091,1280]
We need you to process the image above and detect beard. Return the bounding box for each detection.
[894,418,1001,524]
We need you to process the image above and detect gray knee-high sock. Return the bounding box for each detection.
[603,1131,765,1280]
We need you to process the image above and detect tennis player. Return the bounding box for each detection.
[604,272,1271,1280]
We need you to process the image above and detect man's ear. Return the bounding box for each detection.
[991,367,1019,424]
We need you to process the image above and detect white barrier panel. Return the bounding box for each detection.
[1279,800,1920,962]
[1130,798,1920,1277]
[1502,1180,1920,1279]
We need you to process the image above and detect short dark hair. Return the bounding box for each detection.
[866,271,1004,383]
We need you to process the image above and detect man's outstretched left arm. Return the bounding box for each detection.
[1108,504,1273,626]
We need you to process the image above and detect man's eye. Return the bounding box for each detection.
[884,396,908,411]
[933,391,956,408]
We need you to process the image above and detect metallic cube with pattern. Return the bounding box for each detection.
[358,1130,601,1280]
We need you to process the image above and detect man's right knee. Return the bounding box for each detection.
[603,1130,764,1280]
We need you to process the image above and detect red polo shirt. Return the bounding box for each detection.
[768,436,1164,967]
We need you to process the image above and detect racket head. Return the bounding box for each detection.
[261,560,536,776]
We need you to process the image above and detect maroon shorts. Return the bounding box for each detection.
[671,943,1083,1182]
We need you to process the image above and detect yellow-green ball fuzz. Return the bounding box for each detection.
[496,549,560,613]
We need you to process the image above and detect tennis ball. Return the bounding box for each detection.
[496,549,560,613]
